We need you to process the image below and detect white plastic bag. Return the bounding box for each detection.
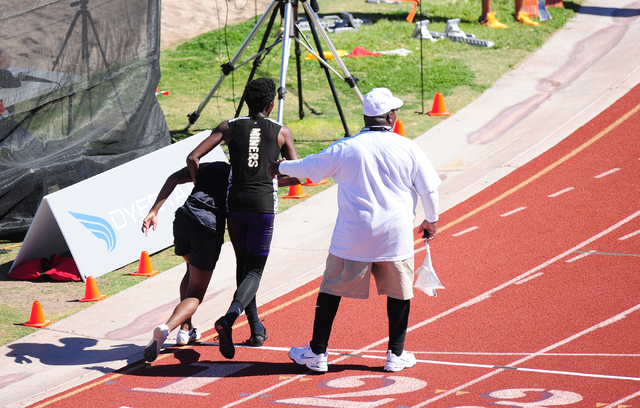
[414,242,444,297]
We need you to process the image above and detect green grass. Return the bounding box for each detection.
[159,0,577,145]
[0,0,579,347]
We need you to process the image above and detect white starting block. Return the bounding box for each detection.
[297,12,371,33]
[415,18,494,48]
[411,20,438,42]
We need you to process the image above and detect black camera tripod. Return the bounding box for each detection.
[50,0,127,134]
[185,0,363,136]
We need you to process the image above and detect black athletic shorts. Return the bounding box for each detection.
[173,211,224,272]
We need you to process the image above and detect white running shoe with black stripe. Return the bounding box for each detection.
[383,350,416,372]
[289,344,328,372]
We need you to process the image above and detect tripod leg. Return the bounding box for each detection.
[235,5,280,118]
[52,12,82,71]
[304,8,350,136]
[276,0,295,124]
[187,0,280,130]
[301,0,363,103]
[86,11,128,122]
[82,10,93,128]
[31,10,81,136]
[295,31,305,120]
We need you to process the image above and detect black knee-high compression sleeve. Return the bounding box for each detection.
[387,297,410,356]
[245,296,264,334]
[310,292,341,355]
[226,252,268,327]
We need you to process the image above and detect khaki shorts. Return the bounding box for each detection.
[319,254,415,300]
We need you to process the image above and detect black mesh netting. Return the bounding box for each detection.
[0,0,170,237]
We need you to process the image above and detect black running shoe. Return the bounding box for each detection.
[250,327,268,347]
[215,317,235,359]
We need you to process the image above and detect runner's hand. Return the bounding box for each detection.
[142,213,157,236]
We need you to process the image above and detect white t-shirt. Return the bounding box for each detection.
[279,128,441,262]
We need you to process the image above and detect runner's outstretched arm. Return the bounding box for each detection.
[187,121,230,183]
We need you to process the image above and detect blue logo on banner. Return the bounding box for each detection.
[69,212,117,252]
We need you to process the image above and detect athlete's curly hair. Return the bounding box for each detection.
[244,77,276,111]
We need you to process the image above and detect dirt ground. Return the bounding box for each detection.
[160,0,274,48]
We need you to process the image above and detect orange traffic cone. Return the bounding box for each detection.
[79,276,107,302]
[393,119,406,137]
[131,251,159,277]
[283,184,310,199]
[303,178,328,186]
[428,92,450,117]
[23,300,52,328]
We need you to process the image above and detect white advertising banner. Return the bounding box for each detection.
[10,130,227,280]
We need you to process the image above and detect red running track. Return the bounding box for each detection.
[28,83,640,408]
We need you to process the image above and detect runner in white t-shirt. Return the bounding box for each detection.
[269,87,441,372]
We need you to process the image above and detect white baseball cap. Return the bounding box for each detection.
[362,87,404,117]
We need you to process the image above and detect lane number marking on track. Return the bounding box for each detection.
[447,388,582,408]
[128,362,251,396]
[272,375,426,407]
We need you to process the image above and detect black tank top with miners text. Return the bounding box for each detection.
[227,116,282,213]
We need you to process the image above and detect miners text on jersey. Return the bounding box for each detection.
[248,128,261,167]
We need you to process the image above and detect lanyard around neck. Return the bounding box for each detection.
[361,126,392,132]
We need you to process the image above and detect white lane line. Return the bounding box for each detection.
[594,168,621,178]
[198,344,640,359]
[412,351,640,357]
[548,187,574,197]
[619,229,640,240]
[515,272,544,284]
[411,303,640,407]
[500,207,527,217]
[452,226,478,236]
[565,250,597,262]
[220,211,640,408]
[369,356,640,382]
[405,210,640,337]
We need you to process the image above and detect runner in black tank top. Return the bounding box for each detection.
[227,116,282,213]
[186,77,301,359]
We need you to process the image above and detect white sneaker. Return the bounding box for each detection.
[176,327,201,345]
[289,345,328,372]
[384,350,416,372]
[144,324,169,362]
